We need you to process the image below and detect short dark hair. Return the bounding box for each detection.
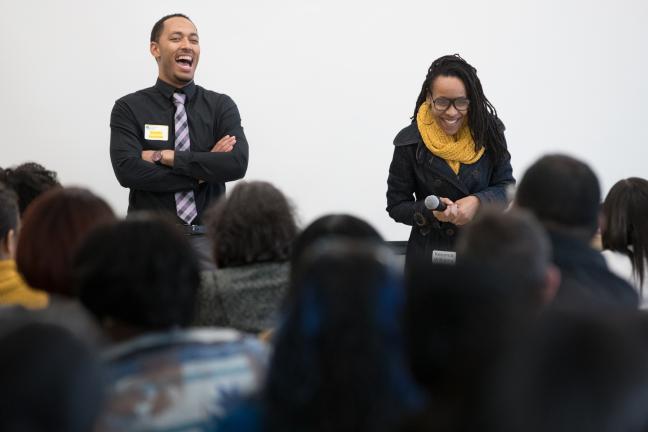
[0,185,19,242]
[0,323,104,432]
[457,208,551,304]
[150,13,193,42]
[0,162,60,215]
[207,181,298,268]
[602,177,648,288]
[16,187,116,296]
[76,216,201,329]
[515,154,601,238]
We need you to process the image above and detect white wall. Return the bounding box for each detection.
[1,0,647,240]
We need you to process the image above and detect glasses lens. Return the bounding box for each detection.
[433,98,451,111]
[454,98,470,111]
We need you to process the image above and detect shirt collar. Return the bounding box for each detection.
[155,78,197,101]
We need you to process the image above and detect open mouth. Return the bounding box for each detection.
[175,54,193,71]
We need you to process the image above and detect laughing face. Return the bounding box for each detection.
[150,16,200,88]
[428,75,468,137]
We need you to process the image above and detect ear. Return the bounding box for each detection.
[150,41,160,62]
[1,229,16,259]
[541,264,561,305]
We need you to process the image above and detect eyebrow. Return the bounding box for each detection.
[169,31,199,39]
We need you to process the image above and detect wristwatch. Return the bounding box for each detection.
[152,150,163,165]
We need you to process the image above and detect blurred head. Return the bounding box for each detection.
[76,215,201,333]
[457,208,560,307]
[0,162,60,215]
[150,14,200,88]
[207,181,297,268]
[264,240,421,431]
[16,187,116,296]
[405,260,534,429]
[412,54,508,160]
[0,185,20,260]
[491,312,648,432]
[602,177,648,287]
[515,154,601,240]
[0,323,104,432]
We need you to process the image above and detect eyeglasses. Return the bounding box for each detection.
[430,97,470,112]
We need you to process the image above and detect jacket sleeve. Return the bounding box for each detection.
[109,100,198,192]
[173,95,249,183]
[472,149,515,206]
[386,145,430,227]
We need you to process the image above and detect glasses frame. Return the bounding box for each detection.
[430,97,470,112]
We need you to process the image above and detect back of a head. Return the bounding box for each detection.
[456,208,552,307]
[265,240,420,432]
[0,162,60,215]
[16,187,116,296]
[208,181,297,268]
[0,323,103,432]
[602,177,648,286]
[76,216,201,330]
[0,185,19,256]
[515,154,600,238]
[490,312,648,432]
[405,260,531,414]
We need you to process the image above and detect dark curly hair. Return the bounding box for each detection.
[412,54,508,162]
[0,162,60,215]
[207,181,298,268]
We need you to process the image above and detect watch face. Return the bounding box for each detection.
[152,151,162,163]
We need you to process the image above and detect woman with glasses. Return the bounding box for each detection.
[387,54,514,265]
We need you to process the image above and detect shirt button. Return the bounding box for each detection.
[446,228,455,236]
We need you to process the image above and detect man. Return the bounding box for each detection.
[110,13,248,227]
[515,154,638,310]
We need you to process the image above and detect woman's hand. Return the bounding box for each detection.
[453,195,480,225]
[431,195,480,226]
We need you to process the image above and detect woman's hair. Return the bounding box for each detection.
[412,54,508,161]
[261,240,421,432]
[15,187,116,297]
[0,162,60,215]
[76,216,201,329]
[602,177,648,288]
[207,181,297,268]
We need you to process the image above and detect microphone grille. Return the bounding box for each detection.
[424,195,439,210]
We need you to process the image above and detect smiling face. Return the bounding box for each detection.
[428,75,469,136]
[150,16,200,88]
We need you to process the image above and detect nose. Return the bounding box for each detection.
[445,104,459,116]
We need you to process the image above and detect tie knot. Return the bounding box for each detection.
[173,93,186,106]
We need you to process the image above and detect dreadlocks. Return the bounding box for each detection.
[412,54,508,162]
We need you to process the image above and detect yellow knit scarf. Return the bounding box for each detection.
[416,102,484,174]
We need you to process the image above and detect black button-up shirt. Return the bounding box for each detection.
[110,79,249,224]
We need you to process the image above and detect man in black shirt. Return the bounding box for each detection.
[110,13,248,227]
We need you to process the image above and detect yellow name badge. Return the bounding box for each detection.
[144,124,169,141]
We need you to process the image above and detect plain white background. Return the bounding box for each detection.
[1,0,647,240]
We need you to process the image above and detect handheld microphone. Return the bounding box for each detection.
[424,195,447,211]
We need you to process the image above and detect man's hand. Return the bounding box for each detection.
[141,150,156,163]
[141,150,174,166]
[211,135,236,152]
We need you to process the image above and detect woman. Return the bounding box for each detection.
[387,54,514,264]
[193,181,298,333]
[601,177,648,308]
[214,239,423,432]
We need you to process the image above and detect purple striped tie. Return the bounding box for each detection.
[172,93,198,224]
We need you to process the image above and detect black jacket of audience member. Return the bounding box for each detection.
[549,230,638,310]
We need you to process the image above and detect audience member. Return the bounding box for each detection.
[216,240,423,432]
[515,154,638,310]
[601,177,648,308]
[0,162,60,215]
[194,181,297,333]
[75,216,267,431]
[0,186,48,308]
[456,208,560,308]
[0,323,104,432]
[488,312,648,432]
[404,260,533,431]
